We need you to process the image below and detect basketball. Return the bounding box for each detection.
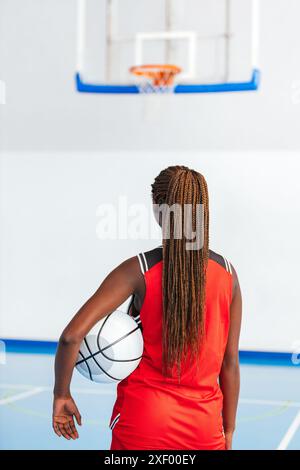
[75,310,143,383]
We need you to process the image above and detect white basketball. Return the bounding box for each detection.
[75,310,143,383]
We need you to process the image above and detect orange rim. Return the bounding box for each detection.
[129,64,182,86]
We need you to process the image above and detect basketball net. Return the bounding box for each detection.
[129,64,182,94]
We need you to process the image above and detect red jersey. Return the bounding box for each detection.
[110,246,233,450]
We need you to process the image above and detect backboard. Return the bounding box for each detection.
[76,0,260,93]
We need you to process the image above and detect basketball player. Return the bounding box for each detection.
[53,166,242,450]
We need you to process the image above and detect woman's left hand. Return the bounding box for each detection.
[52,395,82,440]
[224,430,234,450]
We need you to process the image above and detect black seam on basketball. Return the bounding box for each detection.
[76,324,142,365]
[77,351,143,364]
[99,351,143,363]
[95,311,114,353]
[96,322,143,361]
[77,350,93,381]
[97,324,141,355]
[76,350,86,366]
[83,337,122,382]
[77,354,143,364]
[99,312,112,336]
[96,321,140,352]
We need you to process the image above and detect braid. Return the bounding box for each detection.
[151,166,209,379]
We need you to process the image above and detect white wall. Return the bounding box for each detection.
[1,151,300,352]
[1,0,300,351]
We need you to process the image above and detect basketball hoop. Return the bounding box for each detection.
[129,64,182,94]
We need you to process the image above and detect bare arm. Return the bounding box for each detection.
[219,265,242,449]
[52,256,143,440]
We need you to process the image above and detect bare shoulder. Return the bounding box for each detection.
[229,263,241,302]
[111,255,141,277]
[109,255,144,294]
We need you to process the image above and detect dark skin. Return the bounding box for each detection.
[219,265,242,450]
[53,254,242,448]
[53,256,144,440]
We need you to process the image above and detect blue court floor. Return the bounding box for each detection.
[0,352,299,450]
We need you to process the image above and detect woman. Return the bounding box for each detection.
[53,165,242,450]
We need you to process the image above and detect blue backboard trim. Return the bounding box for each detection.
[75,69,260,94]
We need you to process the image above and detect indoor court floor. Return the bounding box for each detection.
[0,350,299,450]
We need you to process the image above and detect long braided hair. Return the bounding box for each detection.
[151,166,209,378]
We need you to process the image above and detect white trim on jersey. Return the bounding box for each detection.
[110,413,120,430]
[137,254,145,274]
[111,416,120,430]
[223,256,232,274]
[141,252,148,271]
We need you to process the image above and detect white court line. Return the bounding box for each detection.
[1,384,300,406]
[0,384,115,396]
[240,398,300,408]
[277,410,300,450]
[0,387,45,405]
[2,383,300,449]
[0,384,34,390]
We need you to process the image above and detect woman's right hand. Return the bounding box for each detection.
[52,395,82,440]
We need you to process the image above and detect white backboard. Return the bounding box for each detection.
[76,0,260,93]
